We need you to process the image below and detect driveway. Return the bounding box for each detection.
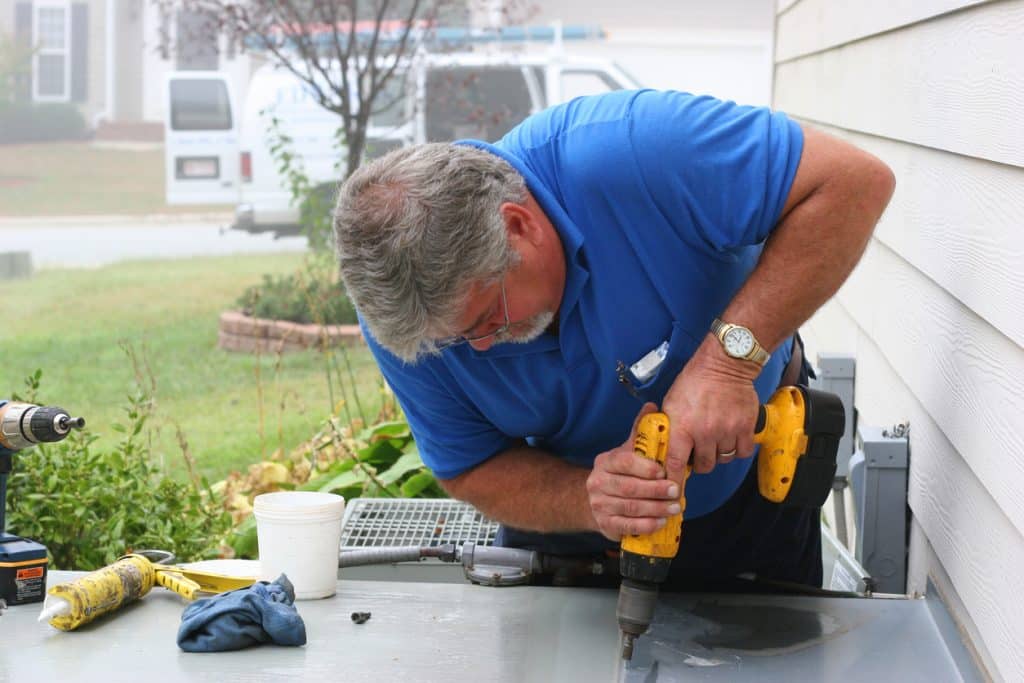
[0,215,308,269]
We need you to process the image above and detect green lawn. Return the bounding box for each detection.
[0,253,384,483]
[0,142,230,216]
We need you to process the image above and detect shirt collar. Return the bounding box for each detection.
[455,140,590,324]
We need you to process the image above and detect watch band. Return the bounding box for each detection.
[711,318,770,367]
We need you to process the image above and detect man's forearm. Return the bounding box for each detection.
[439,446,597,533]
[723,127,895,353]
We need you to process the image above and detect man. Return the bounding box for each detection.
[334,89,894,588]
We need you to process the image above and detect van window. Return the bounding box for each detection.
[369,71,408,129]
[170,79,232,131]
[425,66,532,142]
[561,69,624,101]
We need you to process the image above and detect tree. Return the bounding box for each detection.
[161,0,455,177]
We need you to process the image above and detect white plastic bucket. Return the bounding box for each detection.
[253,491,346,600]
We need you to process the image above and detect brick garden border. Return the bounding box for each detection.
[218,310,363,353]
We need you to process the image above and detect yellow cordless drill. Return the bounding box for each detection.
[616,384,845,660]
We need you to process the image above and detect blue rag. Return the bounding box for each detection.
[177,574,307,652]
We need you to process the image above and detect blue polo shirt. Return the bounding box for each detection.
[362,89,804,518]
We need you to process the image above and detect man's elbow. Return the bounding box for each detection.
[438,471,471,501]
[871,156,896,207]
[858,153,896,218]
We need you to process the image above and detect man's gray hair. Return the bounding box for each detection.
[334,143,527,362]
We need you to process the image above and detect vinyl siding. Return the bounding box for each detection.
[774,1,1024,680]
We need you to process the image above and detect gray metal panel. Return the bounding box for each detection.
[851,425,909,594]
[4,571,621,682]
[811,353,856,476]
[624,592,983,682]
[6,572,980,682]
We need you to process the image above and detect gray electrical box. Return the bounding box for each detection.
[811,354,856,475]
[849,425,909,594]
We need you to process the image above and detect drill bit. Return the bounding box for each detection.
[621,632,636,661]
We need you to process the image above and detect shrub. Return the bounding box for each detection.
[0,101,88,144]
[236,262,358,325]
[6,373,231,570]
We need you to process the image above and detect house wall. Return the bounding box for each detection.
[1,0,107,121]
[773,1,1024,680]
[113,0,143,121]
[0,3,12,34]
[139,0,252,124]
[82,0,104,122]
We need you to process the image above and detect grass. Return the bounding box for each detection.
[0,142,230,216]
[0,252,385,483]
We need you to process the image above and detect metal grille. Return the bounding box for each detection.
[340,498,499,549]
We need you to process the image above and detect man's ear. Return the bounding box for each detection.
[500,201,540,246]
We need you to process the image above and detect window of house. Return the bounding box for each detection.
[33,2,70,101]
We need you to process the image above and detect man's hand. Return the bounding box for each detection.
[661,337,762,481]
[585,403,683,541]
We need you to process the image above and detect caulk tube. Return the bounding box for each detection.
[39,554,156,630]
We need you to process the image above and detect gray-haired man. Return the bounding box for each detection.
[333,90,893,586]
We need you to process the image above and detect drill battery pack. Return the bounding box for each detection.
[0,534,48,605]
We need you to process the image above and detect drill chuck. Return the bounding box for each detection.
[0,402,85,452]
[616,579,660,660]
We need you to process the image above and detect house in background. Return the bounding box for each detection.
[1,0,775,138]
[0,0,251,139]
[775,0,1024,680]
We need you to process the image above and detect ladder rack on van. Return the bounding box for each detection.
[246,23,606,53]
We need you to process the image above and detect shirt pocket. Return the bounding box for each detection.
[627,321,701,404]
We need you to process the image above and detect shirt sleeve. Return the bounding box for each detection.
[360,320,516,481]
[627,89,804,251]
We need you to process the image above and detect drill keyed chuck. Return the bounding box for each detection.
[616,579,660,660]
[29,406,84,442]
[0,402,86,452]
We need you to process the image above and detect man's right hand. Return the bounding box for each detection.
[585,403,684,541]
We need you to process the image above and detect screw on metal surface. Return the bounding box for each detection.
[351,611,371,624]
[882,422,910,439]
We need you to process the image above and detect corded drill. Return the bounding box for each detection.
[0,400,85,606]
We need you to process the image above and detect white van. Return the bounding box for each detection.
[165,51,641,230]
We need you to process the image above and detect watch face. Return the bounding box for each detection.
[723,327,755,357]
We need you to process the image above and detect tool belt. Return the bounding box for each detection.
[778,333,807,388]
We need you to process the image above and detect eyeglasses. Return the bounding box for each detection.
[437,280,510,350]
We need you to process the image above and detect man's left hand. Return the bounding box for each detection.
[660,336,762,481]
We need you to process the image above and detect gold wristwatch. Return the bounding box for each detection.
[710,318,770,367]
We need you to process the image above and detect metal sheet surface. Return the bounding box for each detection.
[1,571,621,683]
[623,592,983,682]
[2,572,981,682]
